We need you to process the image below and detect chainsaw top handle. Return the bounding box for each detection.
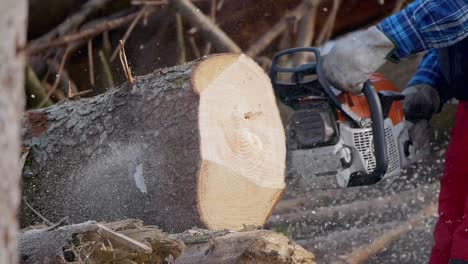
[269,47,388,186]
[270,47,363,126]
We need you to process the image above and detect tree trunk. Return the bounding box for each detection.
[20,53,286,233]
[0,0,27,263]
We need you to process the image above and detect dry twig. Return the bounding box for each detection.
[97,224,153,253]
[340,203,437,264]
[39,47,71,108]
[87,40,95,86]
[176,12,187,63]
[187,28,201,58]
[110,6,149,62]
[99,50,115,88]
[28,0,113,47]
[171,0,241,53]
[246,2,307,57]
[315,0,341,45]
[24,12,140,55]
[103,30,112,54]
[210,0,217,23]
[293,0,320,66]
[22,197,54,226]
[118,40,135,84]
[132,0,167,5]
[25,66,53,108]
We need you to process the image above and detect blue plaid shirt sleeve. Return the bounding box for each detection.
[407,49,450,106]
[377,0,468,59]
[407,49,442,88]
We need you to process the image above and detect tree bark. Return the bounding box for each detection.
[0,0,27,263]
[20,53,286,233]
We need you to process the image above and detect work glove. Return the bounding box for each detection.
[402,84,441,160]
[322,26,395,94]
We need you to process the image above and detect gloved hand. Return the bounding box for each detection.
[322,26,395,94]
[402,84,441,160]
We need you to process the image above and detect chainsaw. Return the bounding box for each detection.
[270,47,415,189]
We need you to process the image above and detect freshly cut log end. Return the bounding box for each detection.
[194,54,286,230]
[21,53,286,232]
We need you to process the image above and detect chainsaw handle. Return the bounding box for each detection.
[269,47,363,124]
[270,47,318,75]
[347,81,389,187]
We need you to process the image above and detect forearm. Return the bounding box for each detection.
[407,49,449,112]
[377,0,468,58]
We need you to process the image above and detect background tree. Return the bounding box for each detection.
[0,0,27,263]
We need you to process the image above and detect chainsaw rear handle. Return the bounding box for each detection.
[347,81,389,187]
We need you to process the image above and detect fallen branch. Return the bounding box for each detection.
[19,219,315,264]
[170,0,241,52]
[38,46,71,108]
[176,12,187,64]
[292,0,320,66]
[246,2,307,57]
[28,0,113,46]
[267,184,437,238]
[315,0,341,45]
[24,11,140,55]
[339,203,437,264]
[98,50,115,88]
[22,197,53,226]
[87,40,95,86]
[25,65,53,108]
[110,6,149,62]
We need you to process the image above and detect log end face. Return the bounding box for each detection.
[193,53,286,231]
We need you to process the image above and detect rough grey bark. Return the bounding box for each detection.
[20,60,206,232]
[0,0,27,263]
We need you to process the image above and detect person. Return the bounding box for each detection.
[322,1,468,264]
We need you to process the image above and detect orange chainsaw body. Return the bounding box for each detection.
[337,73,405,125]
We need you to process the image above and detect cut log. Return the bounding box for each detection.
[18,219,315,264]
[20,53,286,232]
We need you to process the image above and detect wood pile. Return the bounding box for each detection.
[19,219,315,263]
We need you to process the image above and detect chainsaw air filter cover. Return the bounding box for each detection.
[288,100,338,150]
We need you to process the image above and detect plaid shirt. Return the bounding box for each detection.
[377,0,468,104]
[377,0,468,58]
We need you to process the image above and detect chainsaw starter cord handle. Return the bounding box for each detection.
[347,81,389,187]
